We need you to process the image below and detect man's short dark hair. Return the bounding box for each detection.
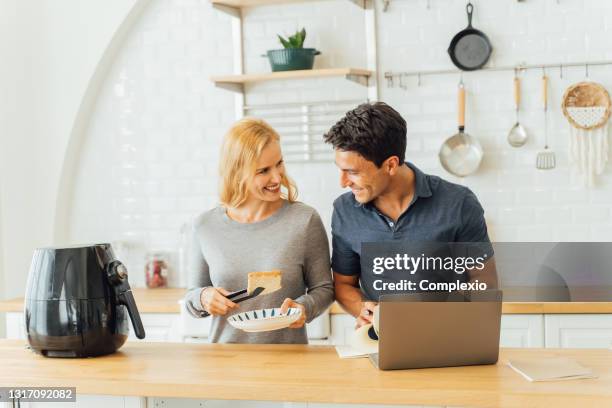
[323,102,407,167]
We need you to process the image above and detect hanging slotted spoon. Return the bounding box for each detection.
[536,74,556,170]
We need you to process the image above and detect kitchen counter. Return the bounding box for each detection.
[0,339,610,407]
[2,288,612,314]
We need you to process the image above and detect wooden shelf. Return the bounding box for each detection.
[211,0,364,10]
[211,68,372,91]
[212,0,307,7]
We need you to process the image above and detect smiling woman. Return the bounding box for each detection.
[183,118,334,344]
[218,119,298,211]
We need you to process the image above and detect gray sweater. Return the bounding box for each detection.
[184,201,334,343]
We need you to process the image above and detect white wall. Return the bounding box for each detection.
[64,0,612,288]
[0,183,4,336]
[0,0,17,338]
[67,0,360,286]
[0,0,22,334]
[4,0,612,293]
[0,0,139,300]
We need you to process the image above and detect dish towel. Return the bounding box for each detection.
[567,107,609,187]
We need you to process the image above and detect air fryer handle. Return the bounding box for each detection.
[118,290,146,339]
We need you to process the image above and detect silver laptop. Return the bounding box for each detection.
[369,290,502,370]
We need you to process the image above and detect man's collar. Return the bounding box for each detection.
[353,161,432,208]
[406,161,433,199]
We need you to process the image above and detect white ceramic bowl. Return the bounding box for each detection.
[227,307,301,333]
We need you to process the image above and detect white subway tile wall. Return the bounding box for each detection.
[69,0,612,286]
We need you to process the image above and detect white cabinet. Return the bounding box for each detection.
[145,399,421,408]
[329,314,355,346]
[545,314,612,348]
[6,312,25,340]
[5,309,329,344]
[307,312,331,341]
[130,313,182,342]
[1,395,144,408]
[499,315,544,348]
[5,311,612,349]
[178,299,211,339]
[330,313,546,348]
[4,312,181,343]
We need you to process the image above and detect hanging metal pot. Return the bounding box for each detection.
[439,81,483,177]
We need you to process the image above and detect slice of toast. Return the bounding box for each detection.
[247,270,282,295]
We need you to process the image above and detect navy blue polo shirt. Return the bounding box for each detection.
[331,162,492,299]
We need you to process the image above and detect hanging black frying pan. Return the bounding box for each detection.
[448,2,492,71]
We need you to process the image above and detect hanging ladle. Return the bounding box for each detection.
[508,72,528,147]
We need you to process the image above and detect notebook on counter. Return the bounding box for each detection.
[507,357,598,382]
[335,345,370,359]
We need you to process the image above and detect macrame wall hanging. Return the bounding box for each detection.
[562,81,612,187]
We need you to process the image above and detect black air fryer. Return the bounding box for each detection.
[25,243,145,357]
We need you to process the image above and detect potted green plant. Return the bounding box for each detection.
[264,28,321,72]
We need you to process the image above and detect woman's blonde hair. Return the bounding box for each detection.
[219,118,298,208]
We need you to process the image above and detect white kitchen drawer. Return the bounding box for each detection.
[11,395,145,408]
[499,314,544,348]
[6,312,26,340]
[146,399,301,408]
[331,313,545,348]
[128,313,181,343]
[146,400,426,408]
[306,311,330,339]
[178,299,212,338]
[329,314,355,346]
[545,314,612,348]
[3,311,180,343]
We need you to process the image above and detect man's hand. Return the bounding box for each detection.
[355,301,378,328]
[280,298,306,328]
[200,287,239,316]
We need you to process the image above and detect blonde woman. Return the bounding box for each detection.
[184,118,334,343]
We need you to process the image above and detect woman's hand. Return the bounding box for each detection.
[200,287,239,316]
[280,298,306,328]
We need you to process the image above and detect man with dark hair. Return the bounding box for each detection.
[324,102,496,328]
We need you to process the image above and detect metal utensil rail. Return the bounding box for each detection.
[384,59,612,88]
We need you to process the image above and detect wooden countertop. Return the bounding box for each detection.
[0,340,611,406]
[2,288,612,314]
